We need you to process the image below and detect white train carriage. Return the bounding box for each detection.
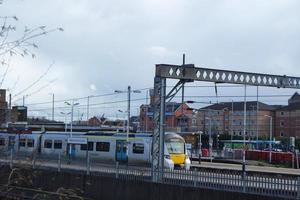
[40,132,69,156]
[18,133,41,154]
[71,135,152,165]
[0,131,190,170]
[0,133,15,152]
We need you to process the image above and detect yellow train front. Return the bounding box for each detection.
[164,132,191,170]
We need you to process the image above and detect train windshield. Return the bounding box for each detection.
[166,139,184,154]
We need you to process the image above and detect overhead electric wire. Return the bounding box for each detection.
[27,97,147,112]
[12,61,55,98]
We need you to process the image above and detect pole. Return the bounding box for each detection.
[22,96,25,106]
[52,93,54,121]
[256,86,259,149]
[199,131,202,164]
[269,116,272,164]
[8,93,11,123]
[181,53,185,132]
[209,118,212,162]
[127,86,131,140]
[231,100,234,149]
[87,96,90,123]
[242,84,247,172]
[71,100,74,135]
[64,115,67,132]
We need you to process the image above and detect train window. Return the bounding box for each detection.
[44,140,53,149]
[133,143,144,154]
[27,139,34,148]
[88,142,94,151]
[81,142,94,151]
[19,139,26,147]
[54,140,62,149]
[80,144,87,151]
[96,142,110,152]
[0,138,5,146]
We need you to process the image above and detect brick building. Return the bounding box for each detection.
[139,90,194,132]
[195,101,276,138]
[275,92,300,138]
[0,89,7,124]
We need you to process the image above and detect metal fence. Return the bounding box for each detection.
[0,151,299,199]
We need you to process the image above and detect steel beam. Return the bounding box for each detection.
[155,64,300,89]
[151,62,300,182]
[152,76,166,182]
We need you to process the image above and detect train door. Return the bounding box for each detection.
[67,144,76,157]
[8,136,16,152]
[115,140,127,163]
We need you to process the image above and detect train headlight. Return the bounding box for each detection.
[164,155,170,159]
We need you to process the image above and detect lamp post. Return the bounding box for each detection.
[118,109,127,132]
[114,86,141,140]
[265,115,273,164]
[49,93,55,121]
[231,100,234,149]
[64,100,80,136]
[242,84,247,174]
[198,131,202,164]
[60,112,71,132]
[206,117,212,161]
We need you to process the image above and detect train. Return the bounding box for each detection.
[0,131,191,170]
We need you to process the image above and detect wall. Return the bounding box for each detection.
[0,166,286,200]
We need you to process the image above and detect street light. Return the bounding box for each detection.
[114,86,141,140]
[196,131,202,164]
[205,117,212,162]
[64,100,80,136]
[60,111,71,132]
[265,115,273,164]
[117,109,127,132]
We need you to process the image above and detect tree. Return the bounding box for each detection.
[0,2,63,63]
[0,0,63,103]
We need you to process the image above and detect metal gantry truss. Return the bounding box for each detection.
[152,63,300,182]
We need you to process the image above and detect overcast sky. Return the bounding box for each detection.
[0,0,300,120]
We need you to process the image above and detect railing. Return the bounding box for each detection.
[0,151,299,199]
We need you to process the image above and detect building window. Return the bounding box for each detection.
[280,132,284,137]
[239,132,242,136]
[133,143,144,154]
[81,142,94,151]
[96,142,110,152]
[281,112,284,116]
[44,140,52,149]
[280,121,284,127]
[54,140,62,149]
[19,139,26,147]
[192,119,196,125]
[27,139,34,148]
[0,138,5,146]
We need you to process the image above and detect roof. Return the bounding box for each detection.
[277,103,300,111]
[201,101,276,111]
[289,92,300,100]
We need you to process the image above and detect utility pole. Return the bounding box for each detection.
[242,84,247,173]
[52,93,54,121]
[231,100,234,149]
[127,86,131,140]
[71,100,74,134]
[181,54,185,132]
[87,96,90,123]
[8,94,11,123]
[256,86,259,149]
